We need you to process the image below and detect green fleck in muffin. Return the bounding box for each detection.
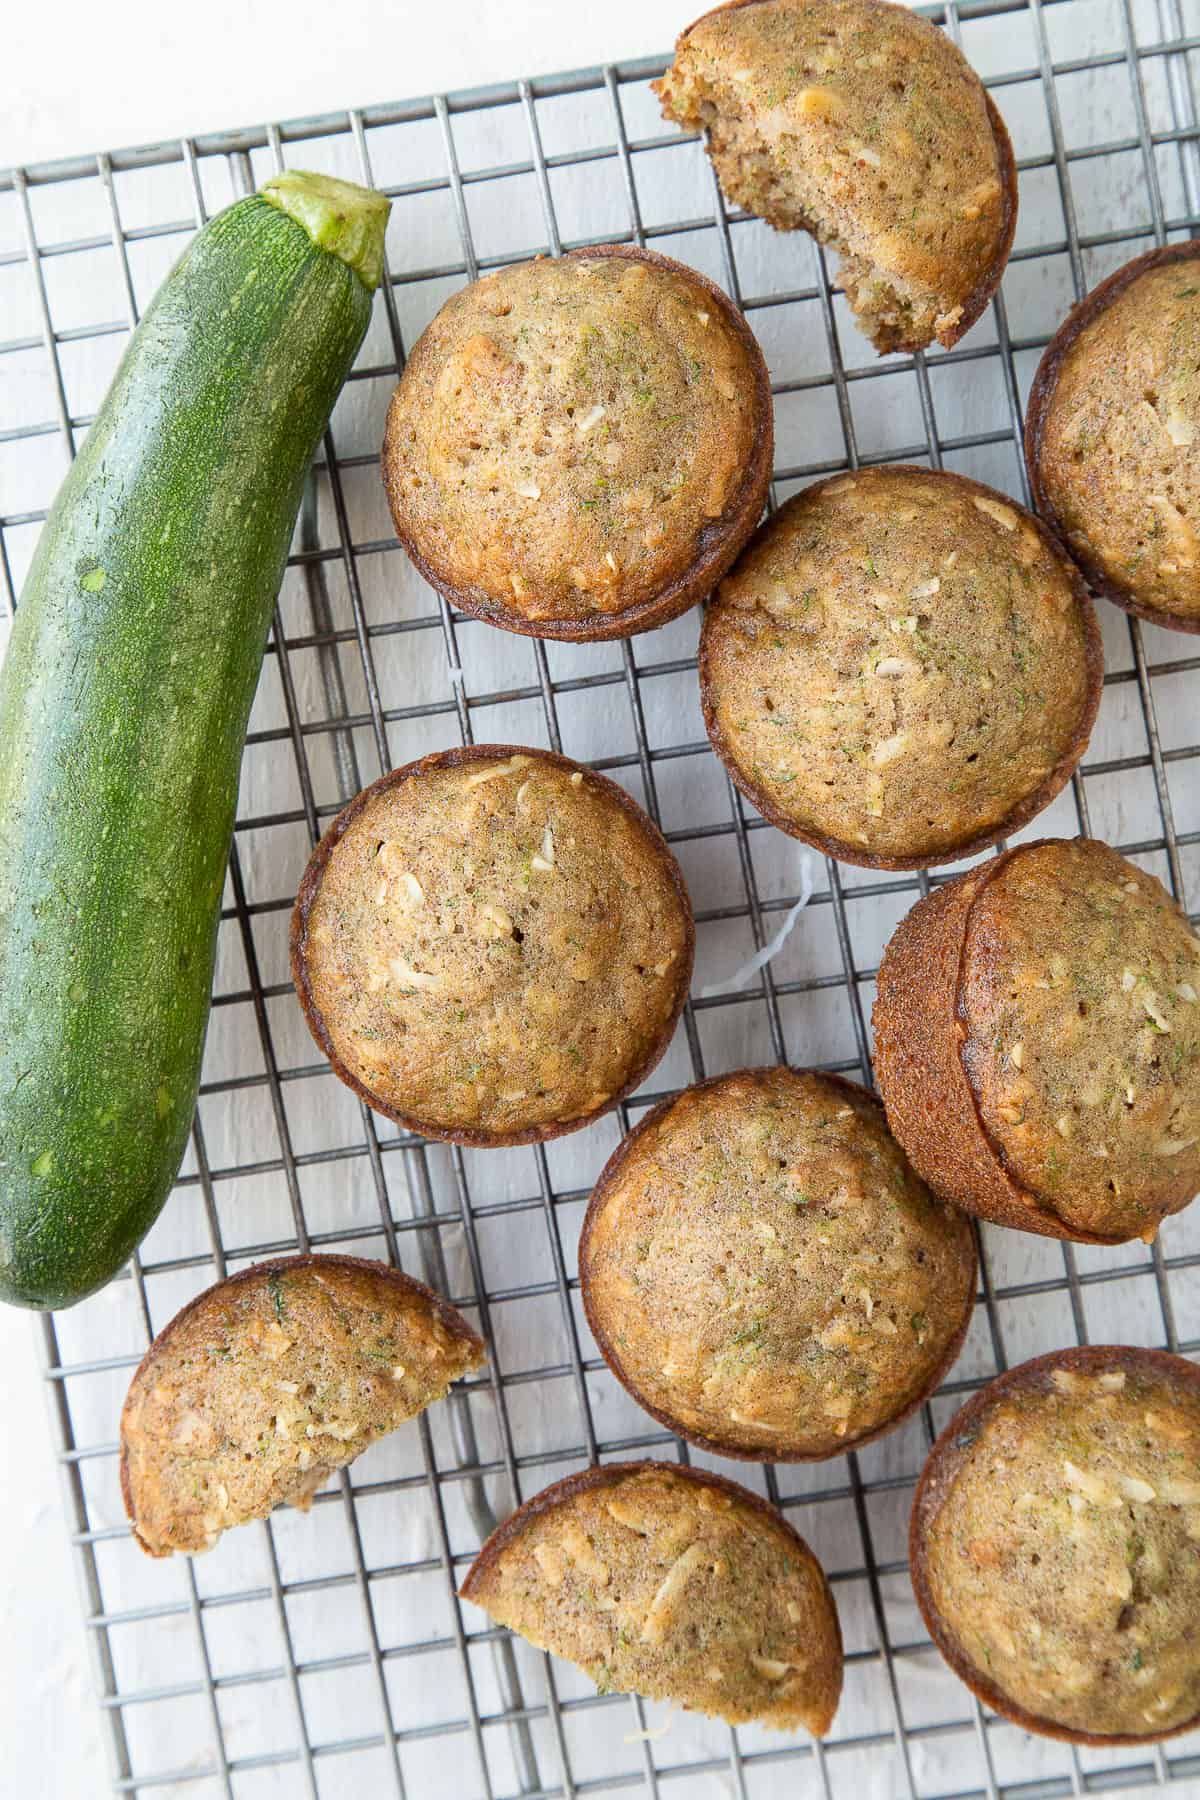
[699,466,1101,869]
[290,746,694,1145]
[580,1067,976,1459]
[654,0,1017,353]
[121,1255,485,1556]
[461,1460,843,1732]
[381,246,772,639]
[874,838,1200,1243]
[1027,241,1200,633]
[912,1346,1200,1743]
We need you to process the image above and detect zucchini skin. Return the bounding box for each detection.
[0,196,373,1308]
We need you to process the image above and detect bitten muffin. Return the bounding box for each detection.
[1027,242,1200,633]
[911,1346,1200,1744]
[460,1460,843,1733]
[699,467,1102,869]
[654,0,1016,353]
[874,838,1200,1244]
[291,746,694,1145]
[381,246,773,639]
[121,1255,485,1556]
[580,1068,976,1459]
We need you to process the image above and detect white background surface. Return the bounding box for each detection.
[5,3,1200,1798]
[5,0,685,171]
[5,7,683,1795]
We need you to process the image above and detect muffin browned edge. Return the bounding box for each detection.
[698,466,1103,870]
[910,1344,1200,1747]
[871,839,1192,1246]
[656,0,1018,354]
[579,1067,977,1461]
[119,1251,486,1556]
[380,243,774,643]
[459,1456,844,1733]
[289,745,696,1147]
[1025,239,1200,636]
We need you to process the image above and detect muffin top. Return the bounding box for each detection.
[914,1348,1200,1741]
[460,1461,843,1734]
[382,248,769,634]
[700,467,1100,867]
[655,0,1014,353]
[291,748,693,1143]
[581,1068,976,1459]
[1030,244,1200,627]
[121,1255,484,1556]
[957,840,1200,1242]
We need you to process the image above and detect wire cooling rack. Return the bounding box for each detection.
[3,0,1200,1794]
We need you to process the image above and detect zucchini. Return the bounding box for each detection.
[0,171,390,1308]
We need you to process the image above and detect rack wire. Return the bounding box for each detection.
[3,0,1200,1793]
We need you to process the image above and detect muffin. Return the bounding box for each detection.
[911,1346,1200,1744]
[699,466,1102,869]
[580,1067,976,1459]
[654,0,1017,354]
[291,746,694,1145]
[1027,242,1200,634]
[121,1254,485,1556]
[460,1460,843,1733]
[381,246,773,640]
[873,838,1200,1244]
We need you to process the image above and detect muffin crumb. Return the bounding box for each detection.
[655,0,1016,353]
[382,248,772,639]
[461,1461,843,1733]
[700,466,1100,869]
[121,1255,484,1557]
[292,747,693,1144]
[913,1347,1200,1742]
[581,1067,976,1460]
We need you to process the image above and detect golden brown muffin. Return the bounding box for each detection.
[460,1460,843,1732]
[291,746,694,1145]
[654,0,1016,354]
[580,1068,976,1459]
[120,1254,485,1557]
[911,1346,1200,1744]
[699,467,1102,870]
[874,838,1200,1245]
[381,245,773,640]
[1027,242,1200,633]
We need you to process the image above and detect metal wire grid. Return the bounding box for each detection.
[3,0,1200,1794]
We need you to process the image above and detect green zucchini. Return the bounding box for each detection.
[0,171,390,1308]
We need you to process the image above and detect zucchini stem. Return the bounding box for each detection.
[261,169,391,292]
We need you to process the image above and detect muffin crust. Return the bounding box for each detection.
[580,1068,976,1459]
[912,1347,1200,1743]
[121,1255,485,1556]
[382,245,773,639]
[291,747,694,1144]
[874,839,1200,1243]
[460,1460,843,1733]
[1027,242,1200,632]
[699,467,1102,869]
[655,0,1016,353]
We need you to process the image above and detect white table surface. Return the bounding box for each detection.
[5,6,683,1794]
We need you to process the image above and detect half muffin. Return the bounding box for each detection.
[580,1067,976,1459]
[291,747,694,1145]
[382,246,773,639]
[873,838,1200,1244]
[700,466,1102,869]
[911,1346,1200,1743]
[121,1254,485,1556]
[460,1460,843,1733]
[1026,240,1200,634]
[655,0,1017,353]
